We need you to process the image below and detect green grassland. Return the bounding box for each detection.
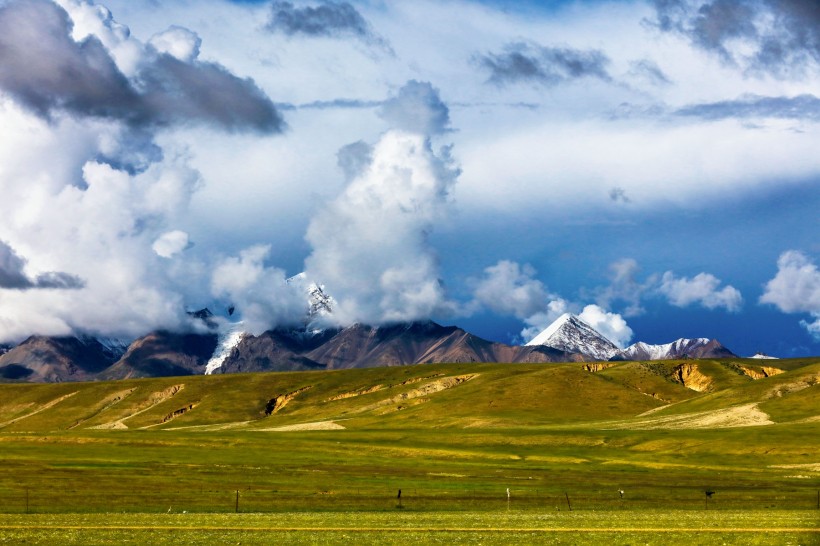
[1,358,819,543]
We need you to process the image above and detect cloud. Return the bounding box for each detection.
[148,26,202,63]
[609,187,632,203]
[760,250,820,340]
[650,0,820,77]
[471,260,554,319]
[472,259,633,347]
[675,94,820,121]
[266,1,390,50]
[760,250,820,312]
[210,245,307,334]
[478,41,611,86]
[628,59,672,86]
[0,241,84,290]
[593,258,647,317]
[658,271,743,311]
[0,0,283,133]
[304,129,459,325]
[519,300,571,343]
[578,304,633,348]
[152,230,192,259]
[379,80,451,135]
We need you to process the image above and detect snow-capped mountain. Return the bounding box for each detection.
[525,313,620,361]
[749,352,779,360]
[287,273,335,328]
[204,274,335,375]
[613,338,736,361]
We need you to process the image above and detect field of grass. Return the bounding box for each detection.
[1,512,819,545]
[1,358,819,542]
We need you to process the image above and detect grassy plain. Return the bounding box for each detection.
[1,358,819,543]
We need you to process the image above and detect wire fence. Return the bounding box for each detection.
[4,487,820,514]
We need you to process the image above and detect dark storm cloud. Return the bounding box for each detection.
[479,42,611,86]
[0,241,84,290]
[651,0,820,76]
[676,94,820,121]
[0,0,283,133]
[266,1,390,50]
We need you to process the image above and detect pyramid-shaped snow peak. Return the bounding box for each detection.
[525,313,619,361]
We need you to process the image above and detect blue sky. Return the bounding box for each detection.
[0,0,818,357]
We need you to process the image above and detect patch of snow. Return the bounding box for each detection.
[526,313,619,360]
[205,322,246,375]
[749,352,779,360]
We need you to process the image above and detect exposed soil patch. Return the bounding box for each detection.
[736,365,784,380]
[88,384,184,430]
[0,392,78,429]
[265,386,312,415]
[583,363,616,373]
[69,388,137,430]
[358,374,479,413]
[327,385,384,401]
[608,403,773,430]
[671,363,711,392]
[162,403,197,423]
[259,420,345,431]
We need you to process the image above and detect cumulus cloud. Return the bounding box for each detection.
[304,129,459,325]
[0,0,283,133]
[266,1,390,51]
[578,304,633,348]
[379,80,451,135]
[210,245,307,335]
[472,259,633,347]
[148,26,201,63]
[760,250,820,340]
[472,260,554,319]
[760,250,820,309]
[658,271,743,311]
[651,0,820,77]
[478,41,611,86]
[152,231,192,259]
[303,80,459,325]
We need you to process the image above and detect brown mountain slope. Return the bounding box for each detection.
[0,336,121,382]
[99,331,218,380]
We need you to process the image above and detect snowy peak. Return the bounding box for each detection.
[749,352,779,360]
[615,338,736,361]
[526,313,619,361]
[287,273,335,327]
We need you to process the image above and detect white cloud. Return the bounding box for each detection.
[760,250,820,313]
[152,230,191,259]
[519,300,570,343]
[472,260,552,319]
[658,271,743,312]
[304,129,459,325]
[578,304,633,348]
[210,245,306,335]
[148,26,201,63]
[761,250,820,339]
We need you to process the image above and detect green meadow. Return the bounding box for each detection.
[1,358,819,543]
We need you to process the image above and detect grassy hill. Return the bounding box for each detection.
[0,357,819,514]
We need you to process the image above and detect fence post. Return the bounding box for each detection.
[25,488,29,514]
[565,492,572,512]
[235,490,239,513]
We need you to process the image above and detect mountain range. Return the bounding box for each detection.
[0,309,742,383]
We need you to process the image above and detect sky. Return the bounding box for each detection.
[0,0,818,357]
